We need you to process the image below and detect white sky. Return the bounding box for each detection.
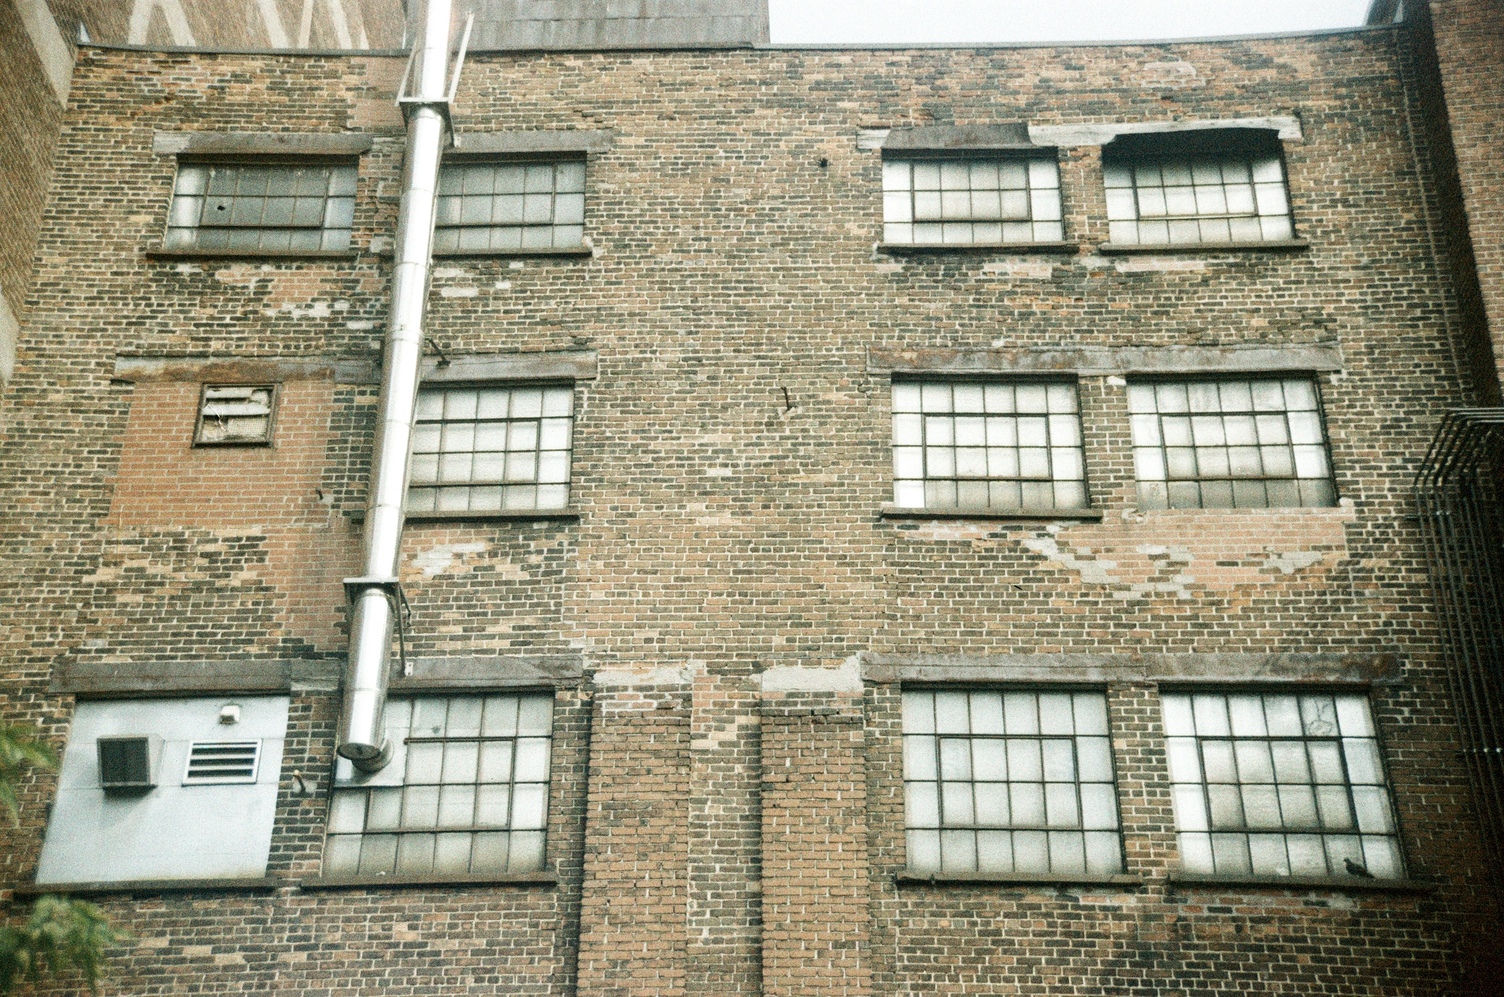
[767,1,1377,45]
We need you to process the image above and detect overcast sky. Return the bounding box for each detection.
[767,1,1376,45]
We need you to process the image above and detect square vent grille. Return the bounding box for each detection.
[97,735,161,791]
[183,741,261,784]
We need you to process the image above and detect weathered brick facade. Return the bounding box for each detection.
[3,18,1504,997]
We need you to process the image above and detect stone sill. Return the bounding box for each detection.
[897,871,1141,887]
[299,872,557,890]
[1167,871,1431,893]
[145,248,358,261]
[877,241,1078,255]
[880,503,1104,522]
[403,509,581,523]
[15,878,280,897]
[1097,239,1309,254]
[431,247,593,259]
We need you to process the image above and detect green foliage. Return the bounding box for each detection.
[0,721,127,994]
[0,723,57,826]
[0,896,128,994]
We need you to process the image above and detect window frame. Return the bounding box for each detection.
[158,156,360,258]
[1126,373,1338,511]
[885,375,1097,520]
[899,685,1126,881]
[879,149,1070,251]
[321,691,557,882]
[1100,129,1302,251]
[193,383,278,447]
[432,153,592,258]
[404,379,579,521]
[1160,686,1407,882]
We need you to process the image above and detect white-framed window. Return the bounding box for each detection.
[324,693,554,878]
[1103,133,1293,246]
[902,689,1122,876]
[194,384,276,445]
[1127,377,1334,509]
[407,383,575,515]
[1163,691,1403,879]
[882,157,1063,245]
[165,162,356,252]
[434,159,586,253]
[891,380,1087,512]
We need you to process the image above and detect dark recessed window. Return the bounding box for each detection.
[195,385,276,446]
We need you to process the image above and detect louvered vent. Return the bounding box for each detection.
[183,741,260,784]
[98,736,160,791]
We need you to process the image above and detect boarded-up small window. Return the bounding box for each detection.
[195,385,276,445]
[183,741,261,784]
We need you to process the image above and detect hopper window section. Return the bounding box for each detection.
[903,689,1123,876]
[195,385,276,445]
[434,160,585,253]
[165,162,356,252]
[1163,691,1404,879]
[1128,377,1335,509]
[324,694,554,877]
[892,380,1087,512]
[98,736,161,791]
[183,741,261,784]
[1103,130,1293,246]
[407,384,575,515]
[883,157,1062,245]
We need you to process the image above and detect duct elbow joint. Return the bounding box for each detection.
[337,737,394,773]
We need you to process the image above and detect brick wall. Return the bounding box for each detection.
[1,25,1501,997]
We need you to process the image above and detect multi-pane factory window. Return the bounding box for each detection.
[165,163,356,252]
[1103,141,1293,246]
[1127,378,1334,509]
[882,157,1063,245]
[195,385,276,445]
[1163,691,1403,879]
[407,384,574,515]
[324,694,553,877]
[892,380,1087,512]
[902,689,1122,876]
[434,160,586,253]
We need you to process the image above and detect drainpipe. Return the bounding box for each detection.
[337,0,455,771]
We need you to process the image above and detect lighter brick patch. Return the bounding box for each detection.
[1022,534,1121,585]
[411,541,488,577]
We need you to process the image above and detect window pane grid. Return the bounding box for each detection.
[883,157,1063,245]
[903,689,1122,876]
[325,694,553,877]
[1104,155,1292,245]
[1163,692,1403,879]
[433,161,586,252]
[407,384,574,514]
[892,380,1087,511]
[1127,377,1334,509]
[165,164,355,251]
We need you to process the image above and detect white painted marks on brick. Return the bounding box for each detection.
[1021,534,1121,586]
[1263,549,1325,574]
[759,657,862,694]
[411,541,487,577]
[439,286,479,298]
[982,261,1055,279]
[1114,258,1208,274]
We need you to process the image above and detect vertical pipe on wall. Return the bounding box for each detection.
[337,0,453,770]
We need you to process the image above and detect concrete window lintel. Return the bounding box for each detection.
[866,343,1343,378]
[860,651,1402,686]
[152,132,374,157]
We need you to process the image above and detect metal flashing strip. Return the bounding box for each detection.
[860,652,1402,686]
[867,343,1343,378]
[153,131,374,157]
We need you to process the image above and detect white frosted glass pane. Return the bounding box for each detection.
[1072,694,1107,735]
[907,781,940,826]
[483,696,519,736]
[1031,189,1061,221]
[1004,693,1038,734]
[1343,739,1383,784]
[1241,786,1281,829]
[1324,835,1364,873]
[437,785,476,828]
[976,831,1012,872]
[432,832,472,873]
[893,447,923,479]
[904,736,937,780]
[515,738,551,781]
[475,784,510,826]
[1102,163,1132,188]
[1335,697,1375,737]
[1045,783,1079,827]
[1351,786,1393,834]
[443,742,479,783]
[1174,786,1209,832]
[941,782,975,825]
[1077,737,1113,783]
[1309,742,1345,783]
[367,788,402,830]
[941,829,978,871]
[894,481,925,507]
[883,191,912,222]
[517,695,553,737]
[1009,744,1043,784]
[1234,741,1274,782]
[1247,834,1289,875]
[358,834,398,874]
[1192,695,1231,735]
[407,742,444,782]
[403,785,440,828]
[1085,832,1122,873]
[882,160,911,191]
[1361,836,1402,878]
[1279,784,1319,828]
[470,832,508,872]
[478,741,514,783]
[324,835,362,874]
[935,692,970,733]
[1015,384,1047,413]
[1108,220,1140,243]
[974,783,1009,825]
[907,830,941,872]
[1202,742,1236,783]
[1080,784,1118,830]
[1134,448,1167,481]
[969,693,1004,735]
[1211,834,1252,874]
[939,739,971,780]
[508,831,546,872]
[328,792,366,834]
[1282,834,1324,875]
[1042,740,1075,781]
[1166,738,1202,782]
[1013,830,1048,872]
[511,784,547,829]
[538,451,570,483]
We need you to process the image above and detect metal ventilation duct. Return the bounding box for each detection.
[337,0,460,771]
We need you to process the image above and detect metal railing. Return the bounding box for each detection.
[1415,409,1504,880]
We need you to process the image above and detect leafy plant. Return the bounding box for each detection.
[0,720,128,994]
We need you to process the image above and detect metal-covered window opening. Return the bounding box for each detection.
[433,159,586,252]
[902,688,1123,876]
[165,162,356,252]
[892,379,1087,512]
[1102,129,1293,246]
[324,694,553,877]
[194,385,276,445]
[1163,690,1403,879]
[406,383,575,515]
[882,156,1063,245]
[1127,377,1335,509]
